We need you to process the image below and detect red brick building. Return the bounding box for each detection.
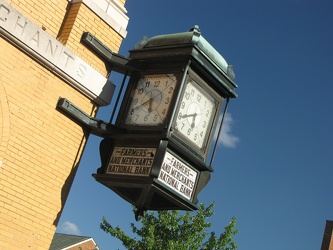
[50,233,99,250]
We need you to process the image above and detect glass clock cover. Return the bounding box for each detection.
[174,75,221,150]
[123,74,178,126]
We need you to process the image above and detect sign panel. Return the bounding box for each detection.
[106,146,156,176]
[158,151,197,200]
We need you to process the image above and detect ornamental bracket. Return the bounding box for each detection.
[56,97,123,137]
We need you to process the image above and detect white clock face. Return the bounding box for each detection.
[175,78,217,149]
[124,74,177,125]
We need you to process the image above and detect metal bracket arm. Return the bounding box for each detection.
[56,98,123,136]
[81,32,142,74]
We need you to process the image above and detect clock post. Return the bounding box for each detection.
[89,26,238,220]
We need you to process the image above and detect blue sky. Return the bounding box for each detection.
[56,0,333,249]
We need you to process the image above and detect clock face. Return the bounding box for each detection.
[174,77,218,149]
[124,74,177,126]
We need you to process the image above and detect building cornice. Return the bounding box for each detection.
[71,0,128,38]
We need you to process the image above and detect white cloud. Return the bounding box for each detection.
[60,221,81,235]
[217,112,239,148]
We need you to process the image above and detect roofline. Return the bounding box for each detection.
[61,236,98,250]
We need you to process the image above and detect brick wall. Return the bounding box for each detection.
[57,1,123,76]
[0,39,94,249]
[0,0,127,248]
[7,0,68,37]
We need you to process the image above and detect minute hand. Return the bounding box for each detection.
[181,113,197,118]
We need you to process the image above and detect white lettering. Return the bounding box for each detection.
[63,51,74,68]
[77,64,86,78]
[0,4,10,23]
[45,39,59,58]
[14,15,27,35]
[29,31,40,47]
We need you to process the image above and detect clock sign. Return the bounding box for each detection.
[88,26,238,218]
[123,74,178,126]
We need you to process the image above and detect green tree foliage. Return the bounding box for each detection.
[100,202,238,250]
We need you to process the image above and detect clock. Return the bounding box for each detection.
[174,74,221,150]
[123,73,178,126]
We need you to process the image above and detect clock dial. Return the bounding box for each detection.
[124,74,177,125]
[175,78,217,149]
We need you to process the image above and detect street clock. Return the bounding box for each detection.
[72,26,238,220]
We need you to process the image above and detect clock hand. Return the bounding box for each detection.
[191,117,195,128]
[136,91,161,111]
[148,94,153,113]
[191,113,197,128]
[192,105,198,128]
[181,113,198,128]
[151,91,162,100]
[181,113,197,118]
[134,97,151,111]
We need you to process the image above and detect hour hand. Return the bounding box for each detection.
[148,98,153,112]
[135,97,151,111]
[181,113,197,128]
